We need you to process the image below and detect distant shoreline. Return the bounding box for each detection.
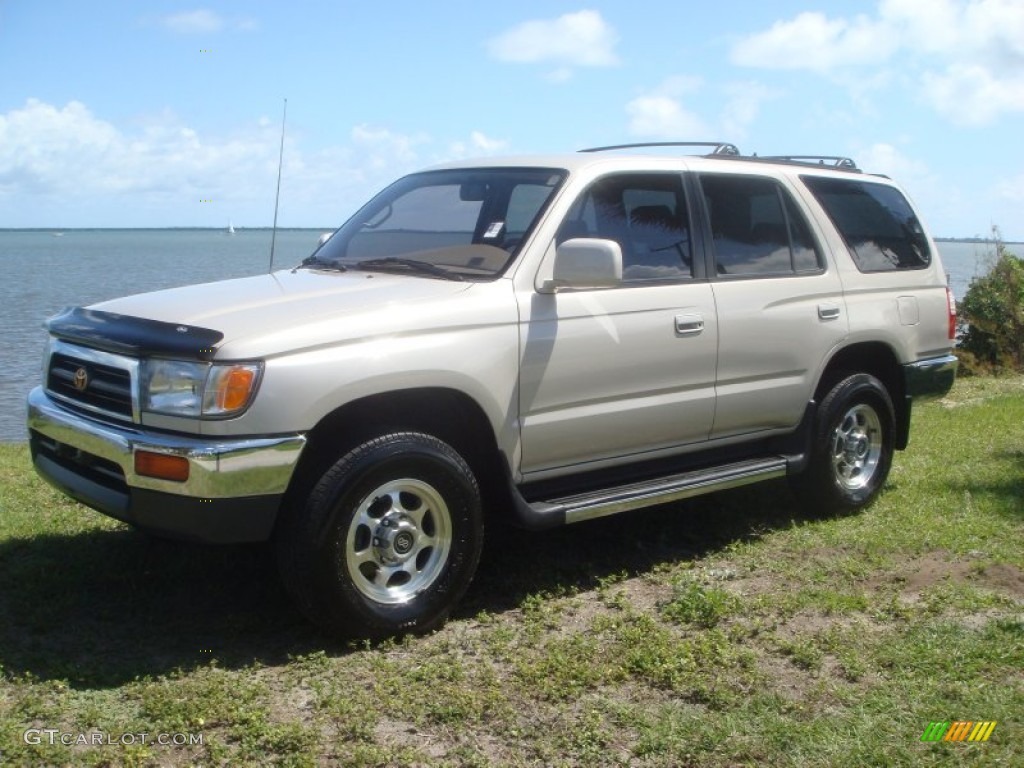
[0,226,331,232]
[2,228,1022,245]
[934,237,1023,244]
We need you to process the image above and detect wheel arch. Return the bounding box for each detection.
[815,342,909,449]
[279,387,511,530]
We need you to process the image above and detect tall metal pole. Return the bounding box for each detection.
[269,98,287,272]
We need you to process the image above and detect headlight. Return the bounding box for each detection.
[141,360,262,417]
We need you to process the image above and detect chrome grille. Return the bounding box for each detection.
[46,343,138,421]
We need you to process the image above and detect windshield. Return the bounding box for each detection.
[312,167,567,279]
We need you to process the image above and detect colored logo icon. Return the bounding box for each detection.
[921,721,997,742]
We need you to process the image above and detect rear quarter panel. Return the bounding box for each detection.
[790,172,953,364]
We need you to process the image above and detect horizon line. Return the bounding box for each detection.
[1,228,1020,244]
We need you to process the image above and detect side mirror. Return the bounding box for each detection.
[541,238,622,292]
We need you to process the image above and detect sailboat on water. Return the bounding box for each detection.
[227,219,236,235]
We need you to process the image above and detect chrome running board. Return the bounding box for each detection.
[536,456,789,524]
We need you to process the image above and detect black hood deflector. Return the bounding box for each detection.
[46,307,224,361]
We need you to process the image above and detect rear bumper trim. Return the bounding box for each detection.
[904,354,958,400]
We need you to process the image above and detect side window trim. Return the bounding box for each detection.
[684,171,714,282]
[779,184,826,273]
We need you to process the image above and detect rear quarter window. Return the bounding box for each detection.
[801,176,931,272]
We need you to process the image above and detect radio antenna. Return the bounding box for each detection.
[268,98,287,272]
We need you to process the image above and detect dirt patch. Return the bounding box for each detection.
[892,551,973,596]
[373,718,450,762]
[772,611,875,639]
[858,550,1023,602]
[969,562,1024,596]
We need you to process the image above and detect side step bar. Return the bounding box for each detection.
[509,456,790,528]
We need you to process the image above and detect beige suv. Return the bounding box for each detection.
[28,142,958,638]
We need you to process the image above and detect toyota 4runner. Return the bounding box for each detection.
[27,142,958,638]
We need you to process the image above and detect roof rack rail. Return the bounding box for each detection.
[761,155,858,170]
[579,141,741,156]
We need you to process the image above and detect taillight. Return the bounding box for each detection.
[946,286,957,340]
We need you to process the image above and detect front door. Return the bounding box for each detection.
[517,172,719,475]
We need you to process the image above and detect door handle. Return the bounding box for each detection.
[675,313,704,335]
[818,303,841,320]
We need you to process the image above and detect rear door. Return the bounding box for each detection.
[697,172,849,438]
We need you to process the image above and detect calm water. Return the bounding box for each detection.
[0,231,1011,441]
[0,228,326,442]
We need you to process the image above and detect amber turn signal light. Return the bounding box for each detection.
[216,366,257,411]
[134,450,190,482]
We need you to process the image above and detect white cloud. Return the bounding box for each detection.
[731,11,898,72]
[487,9,619,74]
[731,1,1024,125]
[856,142,931,181]
[626,77,777,141]
[878,0,962,53]
[626,96,707,139]
[448,131,508,158]
[159,10,225,34]
[882,0,1024,67]
[626,77,707,138]
[923,64,1024,124]
[351,124,428,170]
[912,0,1024,122]
[0,101,525,226]
[721,82,779,139]
[0,100,147,196]
[0,100,454,226]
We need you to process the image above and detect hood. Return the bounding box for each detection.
[75,269,480,359]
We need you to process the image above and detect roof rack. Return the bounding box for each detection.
[579,141,741,156]
[760,155,858,170]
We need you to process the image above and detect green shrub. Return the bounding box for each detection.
[957,227,1024,374]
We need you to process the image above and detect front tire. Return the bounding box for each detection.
[276,432,483,639]
[795,373,896,514]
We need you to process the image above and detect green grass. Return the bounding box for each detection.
[1,376,1022,766]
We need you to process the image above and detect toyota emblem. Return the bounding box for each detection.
[72,367,89,391]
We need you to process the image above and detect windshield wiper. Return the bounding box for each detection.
[354,257,465,282]
[292,255,348,273]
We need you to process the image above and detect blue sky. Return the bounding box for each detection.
[2,0,1022,238]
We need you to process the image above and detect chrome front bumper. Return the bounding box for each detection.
[27,387,306,542]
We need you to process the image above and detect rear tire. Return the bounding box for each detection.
[795,373,895,514]
[276,432,483,639]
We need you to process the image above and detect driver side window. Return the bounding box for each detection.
[557,174,693,281]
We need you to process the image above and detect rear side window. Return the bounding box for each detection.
[801,176,931,271]
[699,174,823,277]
